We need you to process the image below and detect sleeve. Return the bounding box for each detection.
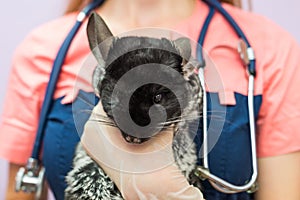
[256,25,300,157]
[0,33,50,165]
[0,13,81,164]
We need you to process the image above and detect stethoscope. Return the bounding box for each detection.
[195,0,258,194]
[15,0,257,198]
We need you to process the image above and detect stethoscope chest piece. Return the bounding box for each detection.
[15,158,46,199]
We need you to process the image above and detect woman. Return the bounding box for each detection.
[1,0,300,199]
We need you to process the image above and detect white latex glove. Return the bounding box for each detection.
[81,102,204,200]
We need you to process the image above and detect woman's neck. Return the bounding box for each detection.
[97,0,196,34]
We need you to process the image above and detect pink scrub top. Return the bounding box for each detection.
[1,1,300,164]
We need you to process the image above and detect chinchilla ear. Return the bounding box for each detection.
[174,37,191,62]
[87,12,114,96]
[87,12,113,63]
[174,37,195,80]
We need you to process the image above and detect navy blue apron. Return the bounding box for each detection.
[42,91,98,199]
[42,92,261,200]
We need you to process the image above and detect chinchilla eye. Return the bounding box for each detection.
[153,93,162,104]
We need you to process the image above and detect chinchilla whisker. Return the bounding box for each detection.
[159,115,202,126]
[72,109,93,115]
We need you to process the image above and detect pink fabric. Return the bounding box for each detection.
[0,1,300,164]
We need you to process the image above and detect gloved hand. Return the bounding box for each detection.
[81,102,204,200]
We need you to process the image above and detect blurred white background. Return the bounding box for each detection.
[0,0,299,199]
